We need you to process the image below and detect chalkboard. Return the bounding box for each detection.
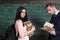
[0,4,60,37]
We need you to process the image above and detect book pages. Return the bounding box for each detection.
[40,22,55,31]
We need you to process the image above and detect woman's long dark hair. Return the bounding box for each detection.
[13,7,28,38]
[14,7,28,23]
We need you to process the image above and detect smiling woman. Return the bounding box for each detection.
[4,7,35,40]
[14,7,35,40]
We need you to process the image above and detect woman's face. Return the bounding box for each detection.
[21,9,26,18]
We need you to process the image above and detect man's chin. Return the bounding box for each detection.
[50,13,54,15]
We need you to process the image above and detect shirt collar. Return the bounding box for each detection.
[55,10,60,15]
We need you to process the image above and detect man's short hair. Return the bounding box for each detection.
[45,3,55,8]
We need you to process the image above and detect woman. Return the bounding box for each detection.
[14,7,35,40]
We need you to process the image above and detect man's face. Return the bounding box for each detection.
[46,6,55,15]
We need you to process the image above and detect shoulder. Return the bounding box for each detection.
[15,19,23,24]
[58,11,60,15]
[56,12,60,17]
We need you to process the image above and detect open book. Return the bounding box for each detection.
[40,22,55,31]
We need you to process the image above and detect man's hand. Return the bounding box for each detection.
[48,30,56,35]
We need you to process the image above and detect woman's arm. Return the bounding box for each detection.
[16,20,25,38]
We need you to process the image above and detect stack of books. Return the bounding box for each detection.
[24,21,32,31]
[24,21,34,37]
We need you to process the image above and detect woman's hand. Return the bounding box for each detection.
[28,32,34,37]
[31,25,35,31]
[28,25,35,37]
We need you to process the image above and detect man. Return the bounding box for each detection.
[46,3,60,40]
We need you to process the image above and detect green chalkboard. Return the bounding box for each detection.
[0,4,60,37]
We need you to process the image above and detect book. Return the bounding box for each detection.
[24,21,32,30]
[40,22,55,31]
[24,21,34,37]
